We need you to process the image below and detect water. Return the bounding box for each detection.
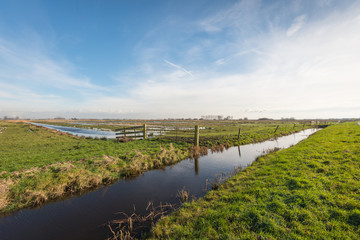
[30,123,164,139]
[31,122,117,139]
[0,129,318,240]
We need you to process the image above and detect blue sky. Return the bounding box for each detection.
[0,0,359,119]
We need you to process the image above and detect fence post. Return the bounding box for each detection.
[194,125,200,146]
[237,128,241,141]
[124,127,126,137]
[175,126,178,141]
[143,124,147,139]
[274,125,279,133]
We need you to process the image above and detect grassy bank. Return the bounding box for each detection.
[0,122,190,214]
[152,122,360,239]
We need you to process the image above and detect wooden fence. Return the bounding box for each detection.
[115,124,147,140]
[115,124,201,146]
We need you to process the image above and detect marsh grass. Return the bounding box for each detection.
[151,122,360,239]
[107,202,177,240]
[108,188,192,240]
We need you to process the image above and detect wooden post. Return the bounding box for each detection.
[237,128,241,141]
[293,123,296,129]
[143,124,147,139]
[274,125,279,133]
[124,127,126,137]
[175,126,178,141]
[194,125,200,146]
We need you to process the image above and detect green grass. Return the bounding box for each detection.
[163,121,314,146]
[0,122,189,172]
[34,119,324,147]
[0,122,190,213]
[151,122,360,239]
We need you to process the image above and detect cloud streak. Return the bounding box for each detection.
[286,14,307,36]
[163,59,193,77]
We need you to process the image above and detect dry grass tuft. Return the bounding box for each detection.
[210,144,227,153]
[177,187,189,203]
[189,146,208,159]
[0,178,14,211]
[24,190,48,206]
[107,202,179,240]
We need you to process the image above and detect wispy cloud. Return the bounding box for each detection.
[0,35,108,116]
[286,14,307,36]
[199,0,261,34]
[0,38,102,91]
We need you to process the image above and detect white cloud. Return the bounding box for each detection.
[96,2,360,119]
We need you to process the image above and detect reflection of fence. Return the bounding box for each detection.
[115,124,202,146]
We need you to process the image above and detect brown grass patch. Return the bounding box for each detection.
[189,146,208,159]
[0,178,15,210]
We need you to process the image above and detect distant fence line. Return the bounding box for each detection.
[114,122,320,146]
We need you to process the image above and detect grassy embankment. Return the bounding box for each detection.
[152,122,360,239]
[0,122,190,214]
[0,120,321,215]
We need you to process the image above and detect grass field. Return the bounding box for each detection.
[151,122,360,239]
[34,119,321,146]
[0,120,330,215]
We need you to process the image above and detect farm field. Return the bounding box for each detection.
[151,122,360,239]
[0,120,320,214]
[33,119,322,146]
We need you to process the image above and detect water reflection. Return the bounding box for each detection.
[194,157,199,175]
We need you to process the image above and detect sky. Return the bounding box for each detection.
[0,0,359,119]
